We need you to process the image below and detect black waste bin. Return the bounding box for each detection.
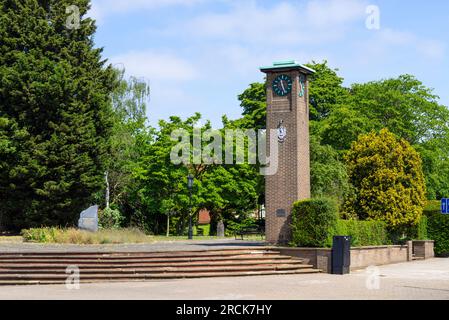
[331,236,351,275]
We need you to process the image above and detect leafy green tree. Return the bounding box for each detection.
[0,0,117,228]
[415,137,449,200]
[310,135,351,203]
[349,75,449,145]
[129,115,198,234]
[127,111,261,235]
[200,164,259,235]
[305,61,350,121]
[104,69,150,209]
[319,106,373,151]
[236,82,266,130]
[344,129,427,231]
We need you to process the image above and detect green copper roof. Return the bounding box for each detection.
[260,60,315,74]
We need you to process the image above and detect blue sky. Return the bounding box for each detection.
[89,0,449,128]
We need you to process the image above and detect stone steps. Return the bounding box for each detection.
[0,258,304,269]
[0,269,321,285]
[0,248,320,285]
[0,255,293,265]
[0,249,276,258]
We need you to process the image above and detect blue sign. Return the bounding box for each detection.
[442,199,449,214]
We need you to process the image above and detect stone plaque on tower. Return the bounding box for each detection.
[260,60,314,244]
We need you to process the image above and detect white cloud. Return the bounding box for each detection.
[359,28,446,62]
[89,0,205,23]
[378,29,415,45]
[418,40,445,60]
[162,0,368,45]
[109,51,198,82]
[305,0,367,27]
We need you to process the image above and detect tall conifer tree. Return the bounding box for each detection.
[0,0,116,229]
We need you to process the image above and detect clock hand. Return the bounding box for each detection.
[280,80,286,93]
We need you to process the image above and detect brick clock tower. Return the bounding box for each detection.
[260,60,315,244]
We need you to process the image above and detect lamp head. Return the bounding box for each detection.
[187,174,194,189]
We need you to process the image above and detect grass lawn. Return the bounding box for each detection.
[0,236,23,243]
[148,235,228,242]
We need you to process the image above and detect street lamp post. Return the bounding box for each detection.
[187,174,194,240]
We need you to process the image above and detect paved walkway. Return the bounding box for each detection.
[0,239,266,253]
[1,258,448,300]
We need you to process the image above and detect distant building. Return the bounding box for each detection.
[198,209,211,225]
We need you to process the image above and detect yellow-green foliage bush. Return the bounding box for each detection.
[21,227,149,244]
[344,129,427,230]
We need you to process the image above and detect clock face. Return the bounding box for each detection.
[272,74,292,96]
[298,74,306,97]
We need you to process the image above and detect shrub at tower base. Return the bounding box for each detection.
[291,198,339,248]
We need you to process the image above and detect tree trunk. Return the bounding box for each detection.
[166,212,170,237]
[105,171,110,208]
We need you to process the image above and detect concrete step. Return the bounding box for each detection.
[0,249,278,259]
[0,268,321,281]
[0,255,293,265]
[0,268,321,285]
[0,263,315,275]
[0,258,304,269]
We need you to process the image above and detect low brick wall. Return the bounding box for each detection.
[277,248,332,273]
[350,245,409,270]
[277,243,417,273]
[413,240,435,259]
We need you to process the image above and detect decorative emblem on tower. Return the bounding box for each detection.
[277,120,287,143]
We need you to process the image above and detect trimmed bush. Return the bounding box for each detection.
[335,220,389,247]
[427,214,449,256]
[291,198,338,248]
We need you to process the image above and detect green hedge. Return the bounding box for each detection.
[421,200,449,256]
[291,198,338,248]
[335,220,389,247]
[427,213,449,256]
[409,216,428,240]
[423,200,441,216]
[291,198,390,248]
